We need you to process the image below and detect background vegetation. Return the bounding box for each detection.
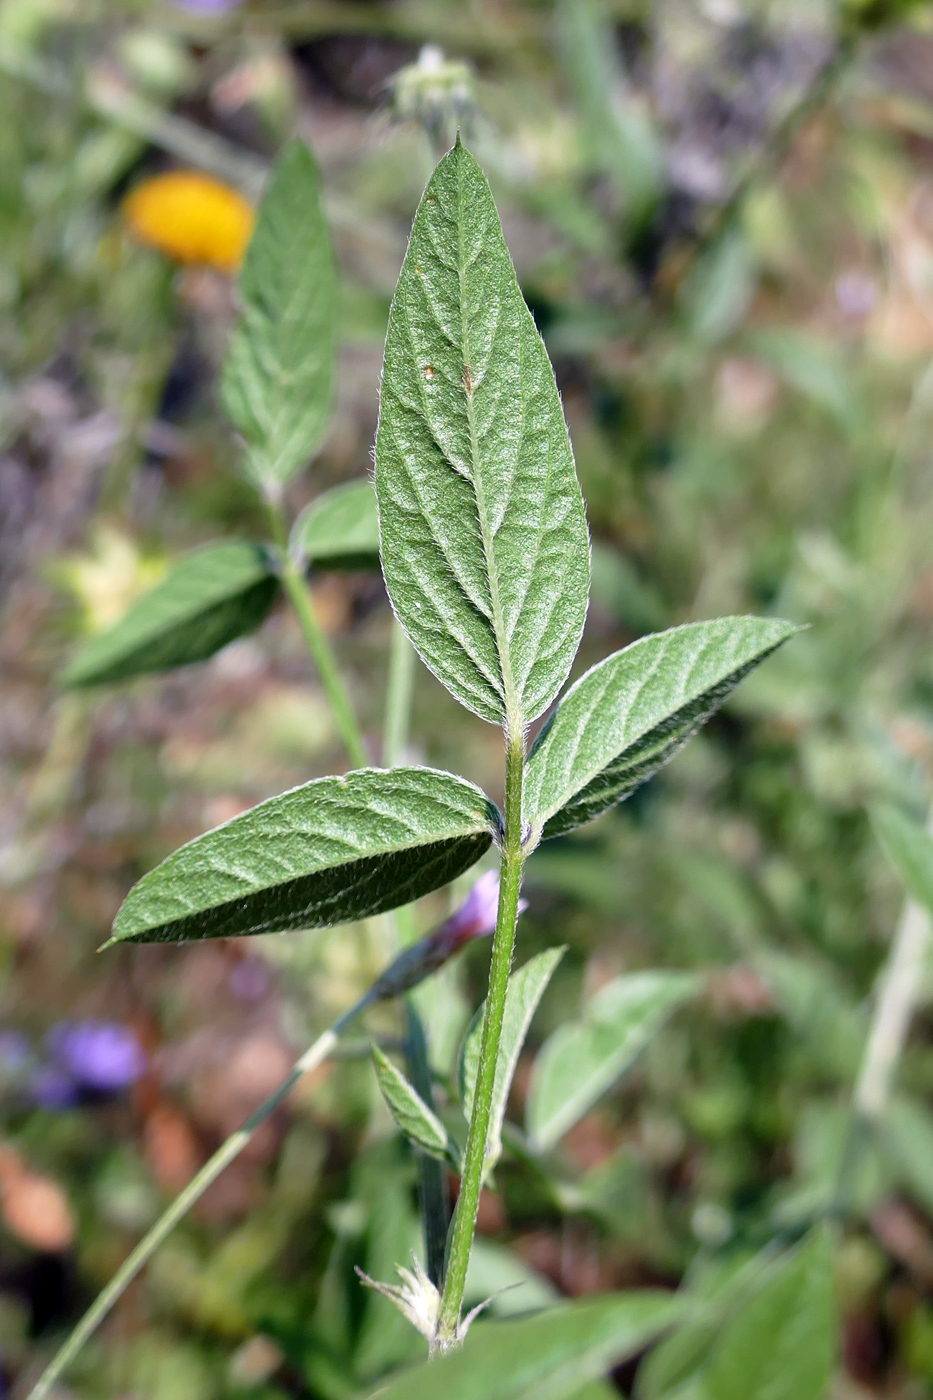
[3,0,933,1394]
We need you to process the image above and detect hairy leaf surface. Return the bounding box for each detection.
[105,768,497,946]
[524,617,799,842]
[375,141,590,730]
[290,478,380,570]
[527,972,697,1153]
[62,541,278,688]
[460,947,565,1171]
[372,1046,456,1164]
[221,140,336,489]
[366,1291,685,1400]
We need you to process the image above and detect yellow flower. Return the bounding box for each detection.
[124,170,254,273]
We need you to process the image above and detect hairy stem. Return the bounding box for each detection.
[854,803,933,1121]
[436,733,525,1346]
[25,1022,349,1400]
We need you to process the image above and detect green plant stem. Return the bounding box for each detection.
[436,733,525,1348]
[25,1020,349,1400]
[383,619,416,768]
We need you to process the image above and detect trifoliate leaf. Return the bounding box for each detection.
[221,140,336,490]
[375,141,590,732]
[524,617,800,843]
[61,541,278,688]
[105,767,497,946]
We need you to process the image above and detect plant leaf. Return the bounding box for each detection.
[363,1291,686,1400]
[524,617,800,843]
[700,1227,836,1400]
[871,804,933,914]
[290,478,380,570]
[61,541,278,688]
[460,947,565,1171]
[372,1046,456,1164]
[526,972,698,1153]
[221,140,336,490]
[881,1097,933,1215]
[375,141,590,732]
[104,767,497,946]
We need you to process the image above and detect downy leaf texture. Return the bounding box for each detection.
[105,767,497,946]
[365,1290,686,1400]
[61,540,278,688]
[375,141,590,731]
[372,1046,456,1164]
[526,971,698,1153]
[290,478,380,570]
[524,616,800,843]
[871,804,933,915]
[221,140,336,489]
[459,946,565,1172]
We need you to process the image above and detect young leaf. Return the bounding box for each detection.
[700,1227,836,1400]
[364,1290,686,1400]
[375,141,590,732]
[524,617,800,843]
[290,478,380,570]
[221,140,336,491]
[61,541,278,688]
[372,1046,457,1165]
[104,767,497,946]
[527,972,697,1154]
[871,804,933,914]
[460,947,565,1171]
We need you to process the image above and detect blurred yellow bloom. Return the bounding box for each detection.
[124,170,254,273]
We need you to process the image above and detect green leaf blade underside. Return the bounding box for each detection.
[375,142,590,730]
[871,804,933,915]
[364,1291,686,1400]
[526,972,698,1154]
[524,617,800,842]
[105,767,497,947]
[701,1228,836,1400]
[61,541,278,688]
[372,1046,455,1163]
[291,478,380,570]
[221,140,336,489]
[460,947,565,1171]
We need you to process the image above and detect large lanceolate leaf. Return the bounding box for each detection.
[871,804,933,914]
[61,541,278,688]
[221,140,336,490]
[526,972,697,1154]
[524,617,799,843]
[375,141,590,731]
[365,1292,686,1400]
[290,478,380,570]
[459,947,565,1172]
[105,768,497,947]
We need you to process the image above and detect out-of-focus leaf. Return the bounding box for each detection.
[221,140,336,489]
[682,227,757,345]
[882,1097,933,1215]
[372,1046,456,1164]
[104,767,497,946]
[748,328,855,428]
[589,542,666,634]
[773,1100,888,1226]
[700,1228,836,1400]
[61,541,278,688]
[459,947,565,1171]
[524,618,799,843]
[363,1291,686,1400]
[526,972,698,1153]
[464,1238,559,1319]
[871,804,933,914]
[290,478,380,571]
[375,141,590,730]
[756,952,866,1079]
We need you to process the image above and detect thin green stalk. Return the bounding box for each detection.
[436,733,525,1348]
[265,500,368,769]
[383,619,416,768]
[25,1020,350,1400]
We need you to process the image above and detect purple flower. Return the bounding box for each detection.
[32,1066,80,1110]
[47,1021,146,1092]
[228,958,271,1002]
[443,870,503,942]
